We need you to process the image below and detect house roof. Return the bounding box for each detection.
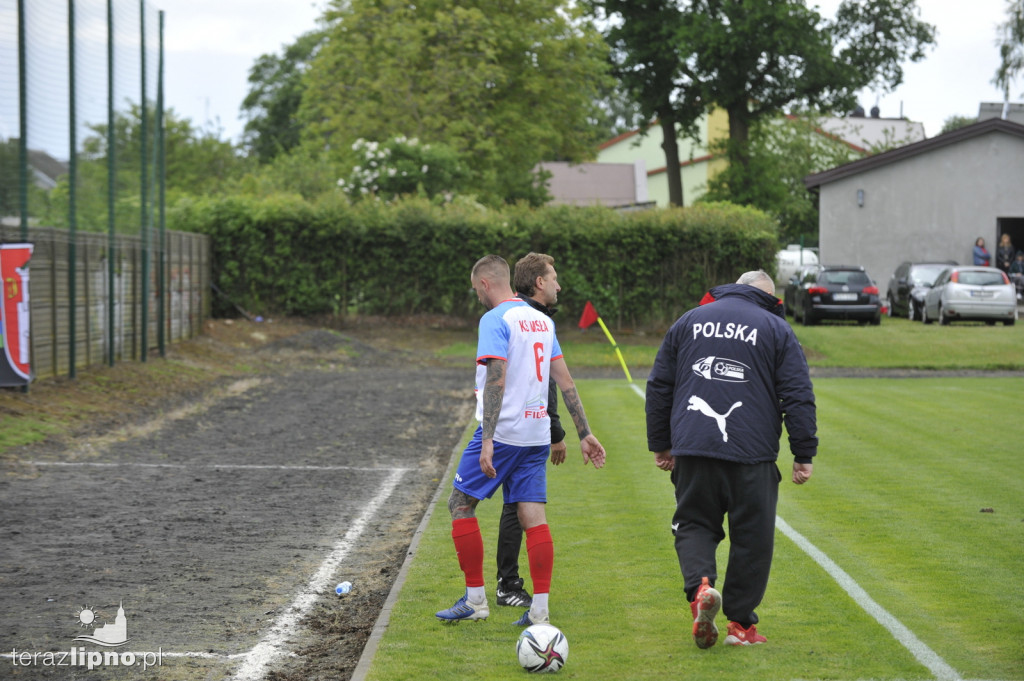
[804,117,1024,190]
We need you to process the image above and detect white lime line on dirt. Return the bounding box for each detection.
[231,468,406,681]
[20,461,410,472]
[628,382,962,681]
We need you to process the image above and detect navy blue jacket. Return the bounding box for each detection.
[646,284,817,464]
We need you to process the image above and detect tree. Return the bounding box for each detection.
[591,0,706,206]
[940,115,978,135]
[593,0,936,201]
[42,107,247,231]
[298,0,611,206]
[241,29,327,163]
[701,111,863,245]
[993,0,1024,101]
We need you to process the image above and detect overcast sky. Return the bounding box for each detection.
[158,0,1013,143]
[2,0,1017,156]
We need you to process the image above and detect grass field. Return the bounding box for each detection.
[363,376,1023,681]
[437,314,1024,370]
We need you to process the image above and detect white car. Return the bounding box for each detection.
[922,266,1017,326]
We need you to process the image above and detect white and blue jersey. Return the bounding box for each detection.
[474,297,563,447]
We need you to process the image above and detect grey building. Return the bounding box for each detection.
[805,118,1024,289]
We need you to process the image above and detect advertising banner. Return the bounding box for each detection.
[1,243,34,386]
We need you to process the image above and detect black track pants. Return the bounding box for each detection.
[496,502,524,588]
[670,456,781,627]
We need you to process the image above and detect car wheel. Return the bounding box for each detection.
[939,305,950,325]
[907,300,916,322]
[801,305,816,326]
[923,304,933,325]
[870,314,881,326]
[1004,318,1015,326]
[886,296,895,317]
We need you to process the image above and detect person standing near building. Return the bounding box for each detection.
[646,270,817,648]
[996,234,1016,273]
[494,252,568,610]
[436,254,605,627]
[974,237,991,266]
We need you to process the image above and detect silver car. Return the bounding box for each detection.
[922,266,1017,326]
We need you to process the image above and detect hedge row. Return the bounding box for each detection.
[169,195,779,329]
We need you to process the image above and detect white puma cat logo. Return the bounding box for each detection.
[687,395,742,442]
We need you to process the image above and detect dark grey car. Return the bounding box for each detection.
[885,261,957,321]
[792,265,882,326]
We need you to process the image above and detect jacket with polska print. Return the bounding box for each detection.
[646,283,817,464]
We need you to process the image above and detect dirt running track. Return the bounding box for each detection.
[0,324,474,680]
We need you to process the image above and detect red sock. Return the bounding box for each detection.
[451,518,485,588]
[525,524,553,594]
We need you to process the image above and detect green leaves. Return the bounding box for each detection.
[172,197,778,324]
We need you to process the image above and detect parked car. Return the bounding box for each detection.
[886,261,957,321]
[922,266,1017,326]
[783,264,819,316]
[791,265,882,326]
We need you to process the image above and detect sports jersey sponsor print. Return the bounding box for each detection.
[691,356,750,382]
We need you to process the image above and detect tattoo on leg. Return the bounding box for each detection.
[448,488,478,520]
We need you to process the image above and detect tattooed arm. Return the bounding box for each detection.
[479,358,506,478]
[550,358,606,469]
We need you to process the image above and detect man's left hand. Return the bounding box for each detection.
[580,434,606,469]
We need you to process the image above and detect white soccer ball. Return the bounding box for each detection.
[516,623,568,673]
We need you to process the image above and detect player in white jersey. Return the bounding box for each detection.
[436,254,606,627]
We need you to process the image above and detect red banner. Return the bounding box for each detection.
[1,243,33,385]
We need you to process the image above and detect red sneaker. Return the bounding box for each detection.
[690,577,722,649]
[725,621,767,645]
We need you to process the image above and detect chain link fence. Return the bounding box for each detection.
[0,0,209,381]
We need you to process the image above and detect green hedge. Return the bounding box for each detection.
[170,195,779,329]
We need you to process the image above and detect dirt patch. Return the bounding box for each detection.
[0,317,475,681]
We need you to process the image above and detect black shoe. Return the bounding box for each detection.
[496,585,533,607]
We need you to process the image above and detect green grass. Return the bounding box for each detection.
[436,315,1024,370]
[364,378,1023,680]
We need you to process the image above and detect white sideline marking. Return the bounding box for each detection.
[231,468,406,681]
[775,517,961,681]
[20,461,409,473]
[630,382,962,681]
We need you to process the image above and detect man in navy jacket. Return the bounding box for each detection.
[646,270,817,649]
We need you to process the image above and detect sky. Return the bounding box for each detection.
[154,0,1014,145]
[2,0,1017,157]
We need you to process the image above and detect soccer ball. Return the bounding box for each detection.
[516,623,568,673]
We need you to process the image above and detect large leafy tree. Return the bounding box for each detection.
[241,29,327,163]
[593,0,706,206]
[298,0,611,206]
[993,0,1024,101]
[591,0,936,204]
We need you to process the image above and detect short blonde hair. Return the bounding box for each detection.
[513,252,554,296]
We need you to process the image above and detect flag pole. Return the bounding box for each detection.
[579,301,632,383]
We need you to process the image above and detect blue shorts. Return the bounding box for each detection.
[453,427,549,504]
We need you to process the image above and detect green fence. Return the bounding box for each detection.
[1,224,209,380]
[0,0,200,379]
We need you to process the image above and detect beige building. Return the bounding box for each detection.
[804,118,1024,288]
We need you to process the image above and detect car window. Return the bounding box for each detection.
[959,271,1006,286]
[910,265,946,286]
[821,270,869,286]
[801,269,818,284]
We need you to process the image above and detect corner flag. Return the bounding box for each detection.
[577,301,631,383]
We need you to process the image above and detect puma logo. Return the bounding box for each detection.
[687,395,742,442]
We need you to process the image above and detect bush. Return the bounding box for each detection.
[170,196,778,328]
